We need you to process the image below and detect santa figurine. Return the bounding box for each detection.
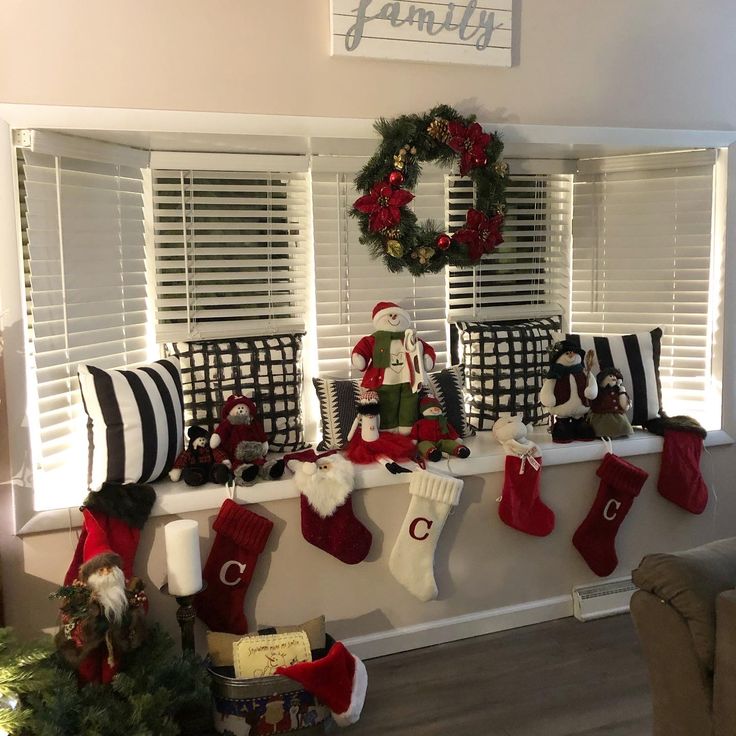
[345,389,416,474]
[55,483,153,684]
[351,302,436,435]
[588,368,633,438]
[410,396,470,462]
[539,340,598,443]
[169,425,232,486]
[210,395,285,485]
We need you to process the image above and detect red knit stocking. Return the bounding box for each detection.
[498,454,554,537]
[572,453,648,577]
[195,499,273,634]
[300,495,372,565]
[658,429,708,514]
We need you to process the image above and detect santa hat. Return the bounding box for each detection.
[419,396,442,415]
[276,641,367,727]
[220,394,257,420]
[371,301,410,325]
[187,425,209,450]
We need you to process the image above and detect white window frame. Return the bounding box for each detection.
[2,106,735,536]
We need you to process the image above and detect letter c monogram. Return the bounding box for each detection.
[220,560,247,586]
[603,499,622,521]
[409,517,433,540]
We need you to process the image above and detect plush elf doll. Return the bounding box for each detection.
[169,426,232,486]
[345,390,416,474]
[210,395,285,485]
[351,301,436,435]
[410,396,470,462]
[539,340,598,443]
[587,368,633,439]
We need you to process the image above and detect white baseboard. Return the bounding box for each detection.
[343,594,573,660]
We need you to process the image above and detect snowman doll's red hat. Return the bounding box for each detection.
[276,641,368,727]
[371,301,410,324]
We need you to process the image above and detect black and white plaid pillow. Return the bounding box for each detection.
[313,366,473,451]
[457,317,561,429]
[165,334,307,453]
[566,328,663,427]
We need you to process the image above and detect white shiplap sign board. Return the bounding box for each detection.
[330,0,513,67]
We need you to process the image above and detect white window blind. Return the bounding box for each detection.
[447,168,573,323]
[152,167,309,342]
[572,150,717,424]
[20,142,149,511]
[312,162,448,378]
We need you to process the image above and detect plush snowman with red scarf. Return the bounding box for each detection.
[351,302,436,435]
[539,339,598,443]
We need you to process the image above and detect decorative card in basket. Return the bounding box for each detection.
[233,631,312,680]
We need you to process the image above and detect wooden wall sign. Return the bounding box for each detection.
[330,0,513,67]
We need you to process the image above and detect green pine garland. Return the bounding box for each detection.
[352,104,508,277]
[0,626,214,736]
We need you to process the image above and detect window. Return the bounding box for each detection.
[311,159,448,378]
[447,164,573,323]
[18,132,150,510]
[571,150,719,426]
[151,160,309,342]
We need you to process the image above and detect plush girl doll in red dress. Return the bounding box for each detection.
[345,390,416,474]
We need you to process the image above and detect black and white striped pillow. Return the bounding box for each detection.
[313,366,473,451]
[78,358,184,491]
[566,328,663,426]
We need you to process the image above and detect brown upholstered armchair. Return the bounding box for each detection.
[631,538,736,736]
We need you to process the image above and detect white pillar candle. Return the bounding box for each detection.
[164,519,202,596]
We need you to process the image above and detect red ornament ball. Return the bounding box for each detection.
[388,170,405,186]
[473,152,488,167]
[436,234,452,250]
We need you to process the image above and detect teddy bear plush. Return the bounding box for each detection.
[169,425,232,486]
[210,395,285,485]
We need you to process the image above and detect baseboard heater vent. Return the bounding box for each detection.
[572,577,637,621]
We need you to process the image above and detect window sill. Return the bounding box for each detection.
[17,428,733,536]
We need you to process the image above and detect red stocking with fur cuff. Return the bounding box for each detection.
[498,454,554,537]
[658,429,708,514]
[291,455,372,565]
[195,499,273,634]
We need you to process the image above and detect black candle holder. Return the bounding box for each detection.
[160,581,207,653]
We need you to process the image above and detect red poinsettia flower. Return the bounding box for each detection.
[453,209,504,262]
[353,181,414,232]
[447,121,492,176]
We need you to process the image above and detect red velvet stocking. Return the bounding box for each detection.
[498,455,554,537]
[572,453,648,577]
[300,495,372,565]
[195,499,273,634]
[657,429,708,514]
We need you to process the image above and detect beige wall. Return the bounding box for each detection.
[0,0,735,130]
[1,0,736,644]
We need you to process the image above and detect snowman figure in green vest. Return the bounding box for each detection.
[539,338,598,443]
[352,302,436,435]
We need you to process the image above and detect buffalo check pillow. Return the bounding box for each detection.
[456,317,561,429]
[565,328,663,426]
[78,357,184,491]
[313,365,473,451]
[165,334,308,453]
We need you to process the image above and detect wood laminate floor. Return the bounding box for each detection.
[349,614,652,736]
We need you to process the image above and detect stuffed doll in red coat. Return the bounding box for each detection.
[351,301,436,435]
[210,395,285,485]
[410,396,470,462]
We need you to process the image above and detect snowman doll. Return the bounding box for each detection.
[351,301,436,435]
[539,339,597,443]
[588,367,633,438]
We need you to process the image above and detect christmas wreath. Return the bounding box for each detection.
[352,104,508,276]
